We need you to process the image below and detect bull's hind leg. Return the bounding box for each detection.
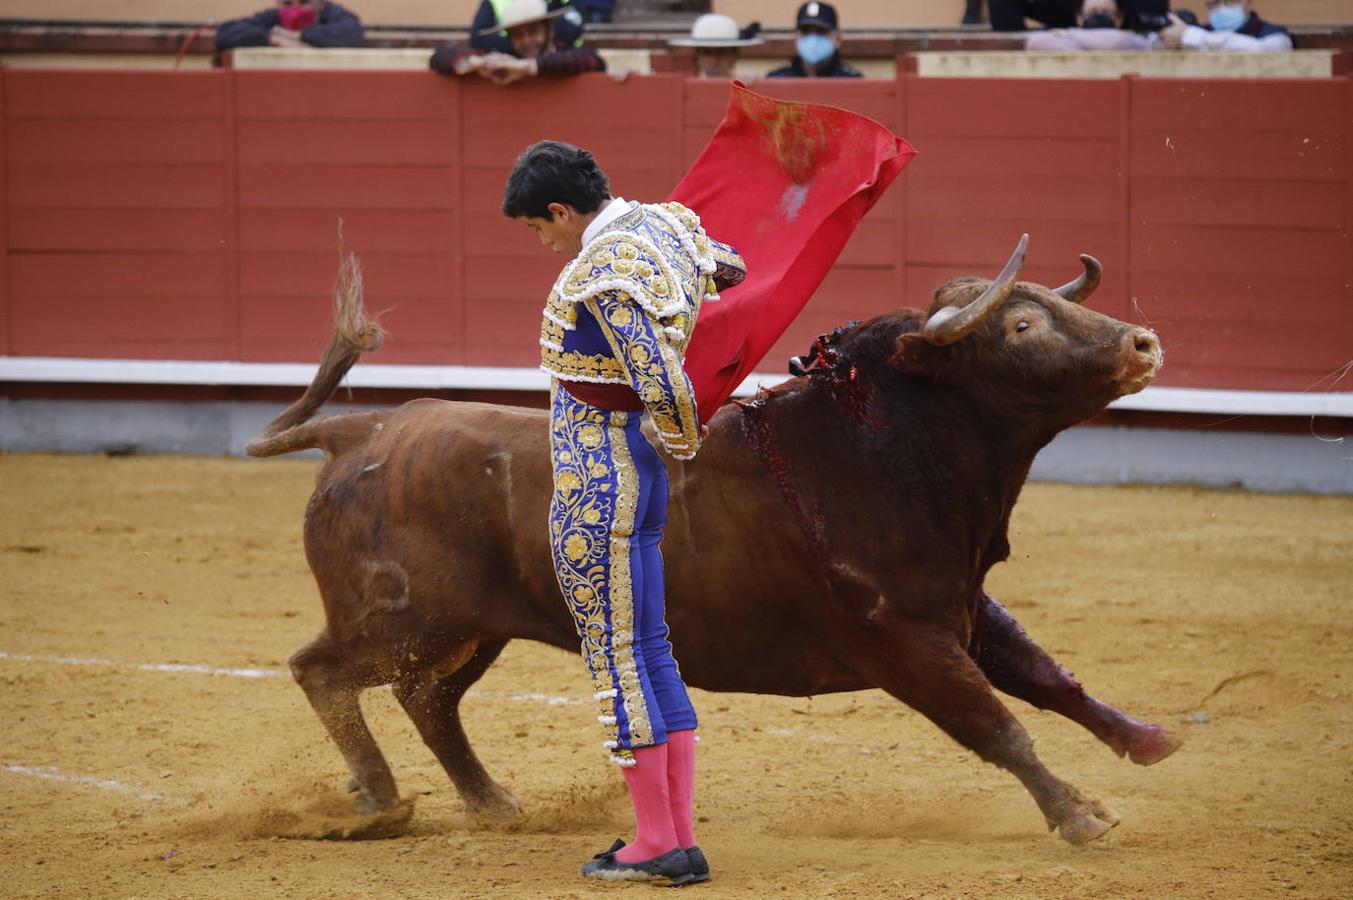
[972,594,1181,766]
[392,639,523,818]
[869,625,1119,845]
[290,633,401,814]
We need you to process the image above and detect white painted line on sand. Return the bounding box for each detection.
[0,650,585,706]
[498,691,585,707]
[2,763,174,803]
[0,651,284,679]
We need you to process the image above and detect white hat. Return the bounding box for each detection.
[669,14,764,48]
[477,0,569,36]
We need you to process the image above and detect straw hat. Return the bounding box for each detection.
[669,14,764,48]
[476,0,569,36]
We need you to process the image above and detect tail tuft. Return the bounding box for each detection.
[245,221,385,458]
[333,222,384,354]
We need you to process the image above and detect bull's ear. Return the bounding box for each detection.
[890,331,949,374]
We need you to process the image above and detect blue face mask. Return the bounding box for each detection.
[1209,4,1247,32]
[796,33,834,67]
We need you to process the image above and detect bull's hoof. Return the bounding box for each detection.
[355,790,402,816]
[1126,725,1183,766]
[464,783,525,820]
[1056,798,1120,846]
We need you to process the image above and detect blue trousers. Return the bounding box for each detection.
[548,383,698,765]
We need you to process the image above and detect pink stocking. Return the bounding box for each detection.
[614,743,679,863]
[666,729,698,848]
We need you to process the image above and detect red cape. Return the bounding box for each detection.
[668,83,916,423]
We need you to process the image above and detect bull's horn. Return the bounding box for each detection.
[1054,254,1102,304]
[924,233,1028,347]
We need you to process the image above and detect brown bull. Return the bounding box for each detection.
[248,235,1179,845]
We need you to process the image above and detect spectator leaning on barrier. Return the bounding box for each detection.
[767,2,861,79]
[467,0,586,55]
[214,0,365,50]
[1156,0,1292,51]
[430,0,605,83]
[668,14,764,79]
[1024,0,1154,50]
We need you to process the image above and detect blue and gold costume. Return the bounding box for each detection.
[542,199,745,765]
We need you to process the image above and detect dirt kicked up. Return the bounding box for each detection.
[1,452,1350,898]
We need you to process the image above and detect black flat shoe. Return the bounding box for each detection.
[684,846,712,883]
[581,838,694,885]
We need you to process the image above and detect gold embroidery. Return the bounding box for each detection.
[547,384,653,751]
[606,413,652,747]
[539,201,735,457]
[586,292,702,460]
[541,344,627,384]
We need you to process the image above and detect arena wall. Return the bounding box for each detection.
[5,1,1352,29]
[0,69,1349,491]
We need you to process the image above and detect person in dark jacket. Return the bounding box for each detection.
[430,0,604,84]
[214,0,366,50]
[987,0,1188,33]
[767,2,862,79]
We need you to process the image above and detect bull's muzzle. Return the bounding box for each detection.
[1116,326,1162,394]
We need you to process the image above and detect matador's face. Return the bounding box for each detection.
[519,202,589,256]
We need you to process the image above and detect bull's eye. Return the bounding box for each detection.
[1015,321,1030,333]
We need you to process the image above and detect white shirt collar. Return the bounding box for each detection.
[581,197,633,248]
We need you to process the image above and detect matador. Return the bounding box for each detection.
[502,140,745,885]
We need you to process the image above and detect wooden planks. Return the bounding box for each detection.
[3,70,233,359]
[0,69,1347,396]
[1128,79,1351,390]
[904,77,1130,327]
[233,70,460,364]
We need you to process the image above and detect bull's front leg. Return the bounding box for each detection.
[861,622,1121,845]
[972,593,1181,766]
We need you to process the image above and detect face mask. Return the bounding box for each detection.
[1209,4,1246,32]
[1082,13,1117,29]
[796,33,834,67]
[278,5,317,31]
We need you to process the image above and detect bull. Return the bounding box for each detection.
[247,234,1179,845]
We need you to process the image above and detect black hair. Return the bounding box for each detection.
[501,140,611,220]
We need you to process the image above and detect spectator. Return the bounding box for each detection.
[668,14,764,79]
[1157,0,1292,51]
[214,0,365,50]
[767,2,862,79]
[467,0,585,55]
[1025,0,1153,50]
[430,0,605,84]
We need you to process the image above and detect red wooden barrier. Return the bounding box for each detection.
[2,69,1350,394]
[1129,79,1352,391]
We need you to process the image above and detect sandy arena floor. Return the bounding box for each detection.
[1,452,1350,898]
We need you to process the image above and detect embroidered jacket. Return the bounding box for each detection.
[540,201,745,460]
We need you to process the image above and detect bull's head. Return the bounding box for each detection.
[891,234,1162,429]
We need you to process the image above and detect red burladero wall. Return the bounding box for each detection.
[1,69,1350,391]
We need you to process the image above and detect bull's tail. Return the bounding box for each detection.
[245,235,385,458]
